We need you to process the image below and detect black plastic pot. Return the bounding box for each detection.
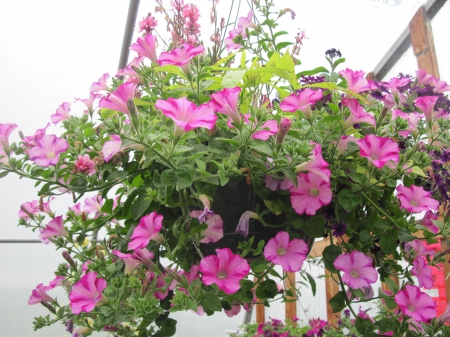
[199,178,314,258]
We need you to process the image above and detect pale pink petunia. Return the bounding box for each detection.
[405,240,434,260]
[290,172,332,215]
[90,73,111,93]
[199,248,250,294]
[235,211,259,238]
[0,123,18,152]
[279,89,323,120]
[357,134,399,169]
[0,145,8,167]
[131,248,155,269]
[50,102,71,124]
[264,175,293,191]
[99,82,137,115]
[75,93,102,112]
[342,98,375,130]
[128,211,164,250]
[394,284,436,322]
[74,154,96,175]
[264,231,309,272]
[116,56,144,81]
[238,10,257,30]
[334,251,378,289]
[138,14,158,33]
[28,134,68,167]
[411,257,433,289]
[69,271,107,314]
[415,69,434,86]
[112,250,142,275]
[102,134,122,163]
[396,184,439,213]
[339,68,375,93]
[21,123,50,149]
[190,210,224,243]
[336,135,357,156]
[28,283,55,305]
[158,43,204,69]
[83,195,104,218]
[44,275,67,291]
[225,304,242,317]
[414,96,438,124]
[39,215,69,244]
[432,79,450,93]
[209,87,242,125]
[146,272,168,300]
[41,197,55,217]
[129,34,158,63]
[224,28,245,50]
[294,142,331,183]
[69,203,82,216]
[155,97,217,135]
[18,200,40,219]
[416,210,439,234]
[252,120,278,140]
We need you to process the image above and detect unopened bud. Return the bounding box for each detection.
[276,118,292,145]
[40,300,56,314]
[65,318,74,333]
[62,251,77,269]
[140,272,153,296]
[280,8,296,20]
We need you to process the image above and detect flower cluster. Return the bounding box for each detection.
[1,0,450,336]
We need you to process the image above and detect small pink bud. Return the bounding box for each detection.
[276,118,292,145]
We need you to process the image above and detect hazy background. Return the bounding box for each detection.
[0,0,449,336]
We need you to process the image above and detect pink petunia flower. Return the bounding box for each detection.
[83,195,104,218]
[334,251,378,289]
[396,184,439,213]
[252,120,278,140]
[28,283,55,305]
[199,248,250,294]
[306,318,327,337]
[415,69,434,86]
[414,96,438,124]
[69,203,82,216]
[102,134,122,163]
[405,240,434,260]
[224,28,245,50]
[28,134,68,167]
[18,200,40,219]
[69,271,107,314]
[209,87,242,125]
[411,257,433,289]
[264,174,293,191]
[394,284,436,322]
[235,211,259,238]
[74,154,96,175]
[0,145,8,167]
[116,56,144,81]
[145,272,168,300]
[99,82,137,115]
[50,102,71,124]
[158,43,204,72]
[155,97,217,136]
[279,89,323,120]
[190,210,224,243]
[339,68,375,93]
[289,172,332,215]
[357,134,399,169]
[45,275,68,291]
[39,215,69,244]
[129,34,158,63]
[437,303,450,323]
[90,73,111,93]
[263,231,309,272]
[21,123,50,149]
[342,98,375,130]
[225,304,241,317]
[128,211,164,250]
[433,79,450,93]
[335,135,357,156]
[416,210,439,234]
[294,142,331,183]
[74,93,102,113]
[112,250,142,275]
[0,123,18,153]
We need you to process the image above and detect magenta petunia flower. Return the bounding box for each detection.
[416,69,434,86]
[295,142,331,183]
[339,68,374,93]
[45,275,67,291]
[50,102,71,124]
[28,134,68,167]
[128,211,164,250]
[129,34,158,63]
[263,231,309,272]
[279,88,323,120]
[158,43,204,68]
[69,271,107,314]
[28,283,55,305]
[199,248,250,294]
[411,257,433,289]
[252,120,278,140]
[116,56,144,81]
[433,79,450,93]
[396,184,439,213]
[75,93,102,112]
[224,28,245,50]
[74,154,96,176]
[333,251,378,289]
[414,96,438,123]
[405,240,434,260]
[39,215,69,244]
[18,200,40,219]
[155,97,217,135]
[83,195,104,214]
[357,134,399,169]
[112,250,142,275]
[209,87,242,125]
[235,211,259,238]
[342,98,375,130]
[99,82,137,115]
[190,210,224,243]
[306,318,327,337]
[90,73,111,93]
[416,210,439,234]
[290,172,332,215]
[394,284,436,322]
[145,272,169,300]
[0,123,18,152]
[335,135,357,156]
[102,134,122,163]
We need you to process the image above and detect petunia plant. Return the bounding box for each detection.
[2,0,450,336]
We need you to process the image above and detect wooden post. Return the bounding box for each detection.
[440,239,450,303]
[325,268,341,326]
[409,6,440,78]
[254,276,265,323]
[284,272,297,322]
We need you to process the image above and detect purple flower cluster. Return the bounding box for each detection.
[424,148,450,202]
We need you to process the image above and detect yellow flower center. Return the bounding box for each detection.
[217,271,227,279]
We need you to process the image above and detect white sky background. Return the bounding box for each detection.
[0,0,448,336]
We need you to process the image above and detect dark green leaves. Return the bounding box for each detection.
[338,189,362,213]
[256,279,278,300]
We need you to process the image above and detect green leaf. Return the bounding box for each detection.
[101,199,114,214]
[222,68,246,87]
[134,98,153,107]
[256,279,278,299]
[247,140,272,157]
[250,256,269,273]
[359,230,372,242]
[380,234,397,255]
[0,170,8,178]
[329,291,346,312]
[355,317,373,334]
[305,272,316,296]
[162,318,177,337]
[176,165,195,189]
[69,177,88,193]
[160,169,177,186]
[132,195,152,220]
[154,65,187,80]
[298,67,328,77]
[302,215,325,238]
[323,245,342,273]
[398,228,416,242]
[338,189,362,213]
[276,41,293,51]
[200,293,222,312]
[383,277,399,293]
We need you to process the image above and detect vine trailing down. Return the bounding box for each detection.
[2,0,450,336]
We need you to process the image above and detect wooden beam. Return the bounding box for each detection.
[440,238,450,303]
[325,269,341,326]
[284,272,297,322]
[254,276,265,323]
[409,6,440,78]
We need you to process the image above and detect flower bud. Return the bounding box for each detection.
[280,8,296,20]
[40,300,56,314]
[62,250,77,270]
[65,319,74,333]
[276,118,292,145]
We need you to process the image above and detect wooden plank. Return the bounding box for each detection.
[325,268,341,326]
[409,6,440,78]
[284,272,297,322]
[440,239,450,303]
[254,276,265,323]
